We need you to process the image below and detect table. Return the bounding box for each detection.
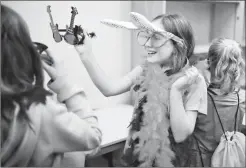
[86,104,134,166]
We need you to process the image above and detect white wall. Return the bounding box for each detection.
[212,3,237,40]
[166,1,239,45]
[2,1,132,108]
[166,1,212,45]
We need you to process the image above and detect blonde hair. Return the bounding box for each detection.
[208,38,245,94]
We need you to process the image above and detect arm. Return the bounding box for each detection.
[81,53,143,97]
[74,34,143,97]
[170,75,207,143]
[46,75,102,153]
[170,89,198,143]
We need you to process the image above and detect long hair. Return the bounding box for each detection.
[152,14,195,75]
[1,5,51,144]
[208,38,245,94]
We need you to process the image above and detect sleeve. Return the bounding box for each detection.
[46,75,102,153]
[184,74,208,115]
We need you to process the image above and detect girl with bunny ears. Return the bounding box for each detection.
[74,12,207,167]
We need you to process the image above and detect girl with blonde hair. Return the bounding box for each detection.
[179,38,245,166]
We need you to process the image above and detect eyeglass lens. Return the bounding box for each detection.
[137,31,169,48]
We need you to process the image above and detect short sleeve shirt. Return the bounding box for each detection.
[126,64,208,115]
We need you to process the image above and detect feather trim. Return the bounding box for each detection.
[123,62,189,167]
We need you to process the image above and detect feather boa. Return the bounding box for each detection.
[122,62,189,167]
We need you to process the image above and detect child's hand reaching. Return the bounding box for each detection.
[41,49,67,81]
[74,31,94,60]
[171,66,200,91]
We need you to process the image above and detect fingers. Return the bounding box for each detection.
[42,61,56,79]
[40,53,53,66]
[185,66,200,84]
[74,31,93,57]
[75,29,92,46]
[44,49,56,63]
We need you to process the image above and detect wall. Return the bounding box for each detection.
[2,1,132,108]
[166,1,240,45]
[211,3,237,40]
[166,1,212,45]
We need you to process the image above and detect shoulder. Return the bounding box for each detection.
[187,73,207,99]
[184,70,208,115]
[197,72,207,88]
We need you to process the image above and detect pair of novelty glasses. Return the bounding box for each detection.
[136,31,184,48]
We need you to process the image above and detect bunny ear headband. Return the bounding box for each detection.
[101,12,185,46]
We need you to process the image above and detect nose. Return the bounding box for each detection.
[145,37,152,47]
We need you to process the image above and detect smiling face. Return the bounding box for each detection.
[138,19,175,65]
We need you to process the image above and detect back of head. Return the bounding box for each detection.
[208,38,245,94]
[1,5,51,144]
[1,5,44,95]
[152,14,195,74]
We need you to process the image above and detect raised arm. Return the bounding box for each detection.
[170,67,207,143]
[80,53,143,97]
[41,53,102,152]
[45,75,102,153]
[75,34,143,97]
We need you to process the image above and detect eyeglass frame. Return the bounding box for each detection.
[137,31,170,48]
[136,30,185,48]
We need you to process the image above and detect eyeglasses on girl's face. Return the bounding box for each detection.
[137,31,170,48]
